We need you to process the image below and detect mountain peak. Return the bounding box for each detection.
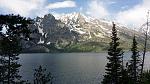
[43,14,55,20]
[57,12,95,24]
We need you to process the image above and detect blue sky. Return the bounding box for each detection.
[48,0,142,14]
[0,0,149,27]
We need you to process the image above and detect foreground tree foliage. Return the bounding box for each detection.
[127,36,141,84]
[142,70,150,84]
[0,14,32,84]
[101,23,146,84]
[33,66,53,84]
[102,22,124,84]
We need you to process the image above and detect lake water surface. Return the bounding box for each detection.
[18,52,150,84]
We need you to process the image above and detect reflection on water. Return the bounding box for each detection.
[18,52,150,84]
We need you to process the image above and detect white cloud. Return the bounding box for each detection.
[116,0,150,28]
[107,1,117,5]
[51,12,65,19]
[86,0,109,19]
[121,5,129,10]
[46,0,76,9]
[86,0,150,28]
[0,0,47,17]
[0,0,76,17]
[79,7,83,12]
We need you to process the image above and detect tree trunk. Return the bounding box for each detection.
[8,55,10,84]
[141,11,149,81]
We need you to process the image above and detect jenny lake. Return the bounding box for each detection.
[18,52,150,84]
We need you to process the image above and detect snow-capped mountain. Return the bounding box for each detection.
[24,12,149,52]
[56,13,142,41]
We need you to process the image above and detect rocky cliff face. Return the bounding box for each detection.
[23,13,149,52]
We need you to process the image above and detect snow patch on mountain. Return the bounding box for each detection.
[35,18,44,36]
[38,38,44,44]
[56,12,114,39]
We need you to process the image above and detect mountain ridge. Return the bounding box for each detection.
[22,12,150,53]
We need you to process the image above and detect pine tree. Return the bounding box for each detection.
[128,36,141,84]
[102,22,124,84]
[0,14,31,83]
[33,66,53,84]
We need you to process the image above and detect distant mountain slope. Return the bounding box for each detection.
[23,13,150,53]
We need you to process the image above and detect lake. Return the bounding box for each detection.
[18,52,150,84]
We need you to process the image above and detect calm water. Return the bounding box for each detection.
[18,52,150,84]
